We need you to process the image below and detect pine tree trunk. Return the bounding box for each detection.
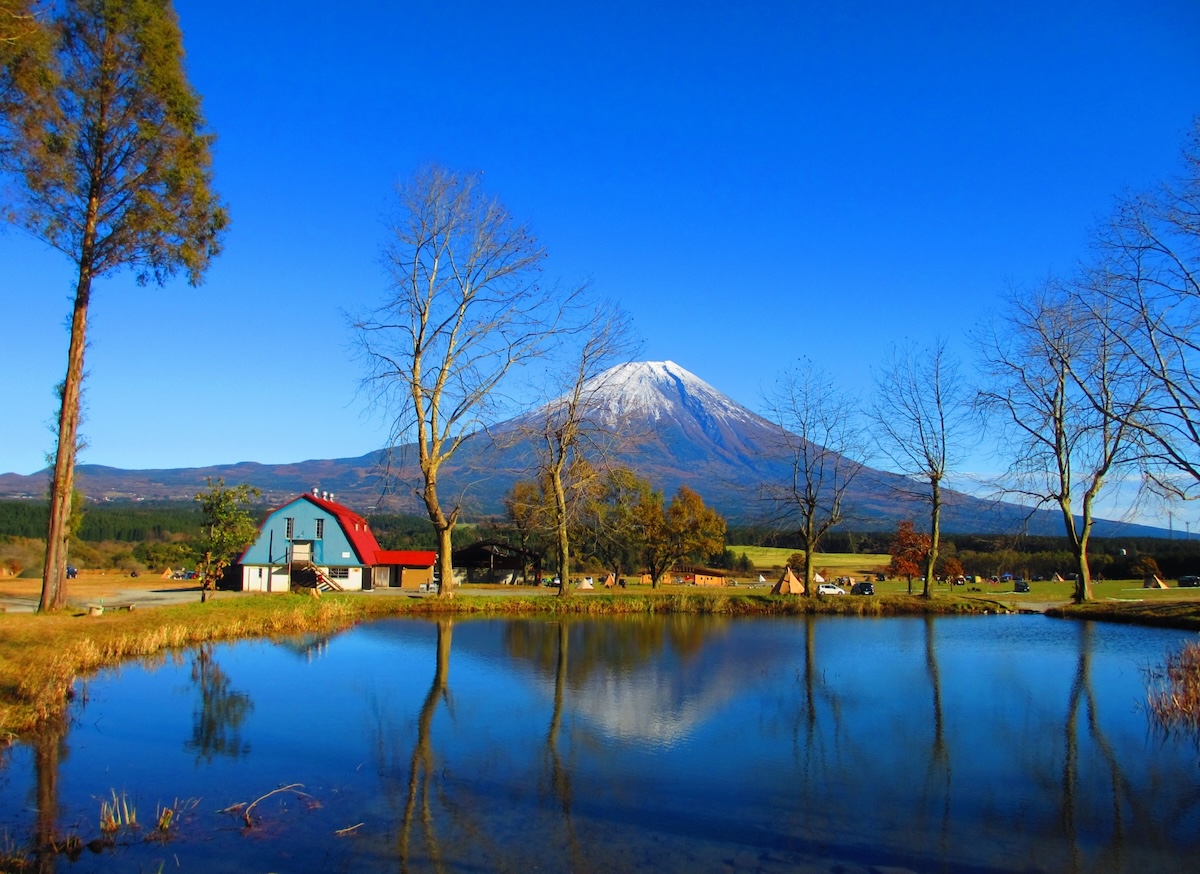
[41,263,92,612]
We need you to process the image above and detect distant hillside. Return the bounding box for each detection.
[0,360,1169,539]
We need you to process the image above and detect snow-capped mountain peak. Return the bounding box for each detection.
[580,360,763,429]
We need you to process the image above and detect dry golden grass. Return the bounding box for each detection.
[1148,641,1200,736]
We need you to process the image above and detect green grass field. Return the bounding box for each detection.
[730,545,890,576]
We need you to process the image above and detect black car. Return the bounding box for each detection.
[850,582,875,595]
[1013,579,1030,593]
[1179,575,1200,588]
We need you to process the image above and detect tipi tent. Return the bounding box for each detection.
[1052,573,1065,582]
[772,566,807,595]
[1144,575,1169,589]
[757,574,766,584]
[813,572,825,584]
[578,577,595,590]
[603,572,616,588]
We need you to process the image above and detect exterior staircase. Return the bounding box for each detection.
[290,560,345,593]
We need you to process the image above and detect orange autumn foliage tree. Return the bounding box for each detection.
[888,521,931,594]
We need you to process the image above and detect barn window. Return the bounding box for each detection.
[285,517,294,538]
[315,518,325,539]
[329,567,350,579]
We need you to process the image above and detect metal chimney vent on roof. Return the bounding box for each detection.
[312,487,319,496]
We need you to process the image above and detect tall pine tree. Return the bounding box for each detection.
[0,0,227,610]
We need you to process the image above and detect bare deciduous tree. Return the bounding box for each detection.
[761,363,864,595]
[519,301,637,596]
[354,165,568,597]
[871,339,973,597]
[1080,120,1200,498]
[977,281,1147,602]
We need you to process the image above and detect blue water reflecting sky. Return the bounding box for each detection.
[0,614,1196,872]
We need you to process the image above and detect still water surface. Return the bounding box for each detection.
[1,614,1197,872]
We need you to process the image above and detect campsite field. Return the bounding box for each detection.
[730,545,891,577]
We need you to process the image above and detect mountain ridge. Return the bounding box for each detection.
[0,360,1169,537]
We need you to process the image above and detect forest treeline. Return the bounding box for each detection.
[3,500,1198,579]
[0,500,475,575]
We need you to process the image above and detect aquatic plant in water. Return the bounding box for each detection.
[1148,640,1200,738]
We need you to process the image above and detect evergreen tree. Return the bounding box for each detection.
[0,0,227,610]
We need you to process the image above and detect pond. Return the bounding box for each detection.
[0,614,1197,872]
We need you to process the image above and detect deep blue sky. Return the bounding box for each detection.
[2,0,1198,521]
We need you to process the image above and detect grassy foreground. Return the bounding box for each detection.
[1047,599,1200,630]
[0,589,1005,738]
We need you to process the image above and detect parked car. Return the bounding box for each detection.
[850,582,875,595]
[817,582,846,595]
[1179,575,1200,588]
[1013,579,1030,593]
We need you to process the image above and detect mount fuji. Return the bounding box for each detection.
[0,360,1165,536]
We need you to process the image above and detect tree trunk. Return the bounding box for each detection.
[435,524,454,597]
[421,473,456,597]
[801,521,816,597]
[553,476,570,598]
[41,264,93,612]
[1056,498,1092,603]
[923,483,941,599]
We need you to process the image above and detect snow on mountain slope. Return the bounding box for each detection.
[539,360,785,463]
[580,360,765,429]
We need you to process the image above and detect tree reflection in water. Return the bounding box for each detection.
[921,615,952,858]
[187,642,253,762]
[1060,620,1140,874]
[794,613,847,807]
[30,713,68,872]
[396,618,453,873]
[543,620,582,867]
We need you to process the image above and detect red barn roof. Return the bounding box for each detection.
[300,494,382,564]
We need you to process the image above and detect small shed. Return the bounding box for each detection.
[373,550,438,590]
[452,540,543,584]
[690,568,727,587]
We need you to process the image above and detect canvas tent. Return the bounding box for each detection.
[1052,573,1065,582]
[578,577,595,590]
[772,566,807,595]
[1144,575,1169,589]
[603,573,616,588]
[813,572,825,584]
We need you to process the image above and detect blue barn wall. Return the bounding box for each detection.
[241,497,367,566]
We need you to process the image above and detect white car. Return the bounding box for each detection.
[817,583,846,595]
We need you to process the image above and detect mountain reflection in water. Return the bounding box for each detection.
[0,614,1196,873]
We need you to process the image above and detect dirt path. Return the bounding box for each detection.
[0,571,223,613]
